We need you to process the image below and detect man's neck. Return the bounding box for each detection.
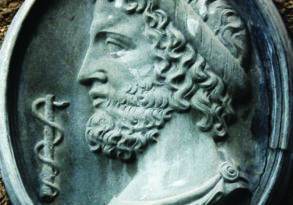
[116,112,221,201]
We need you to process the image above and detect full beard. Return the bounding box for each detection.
[85,82,173,162]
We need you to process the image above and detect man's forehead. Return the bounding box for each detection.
[91,1,145,38]
[94,0,124,17]
[93,1,124,28]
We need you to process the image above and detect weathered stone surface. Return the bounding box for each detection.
[0,0,290,204]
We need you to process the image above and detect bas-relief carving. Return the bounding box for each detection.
[32,95,69,202]
[77,0,251,204]
[0,0,291,204]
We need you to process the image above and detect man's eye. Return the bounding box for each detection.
[105,38,127,58]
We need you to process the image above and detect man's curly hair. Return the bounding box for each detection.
[102,0,236,141]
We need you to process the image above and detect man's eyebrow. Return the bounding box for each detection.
[95,31,136,49]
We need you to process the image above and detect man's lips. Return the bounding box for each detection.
[89,89,108,107]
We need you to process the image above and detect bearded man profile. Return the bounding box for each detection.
[77,0,252,204]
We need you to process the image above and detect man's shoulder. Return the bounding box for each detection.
[108,161,250,205]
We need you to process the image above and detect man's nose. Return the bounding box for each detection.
[77,54,108,85]
[78,70,108,85]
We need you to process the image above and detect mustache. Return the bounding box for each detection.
[104,82,172,108]
[104,97,173,126]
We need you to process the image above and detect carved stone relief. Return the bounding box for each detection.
[32,95,69,202]
[76,1,251,203]
[0,0,292,205]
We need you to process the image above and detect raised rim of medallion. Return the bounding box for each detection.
[0,0,291,205]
